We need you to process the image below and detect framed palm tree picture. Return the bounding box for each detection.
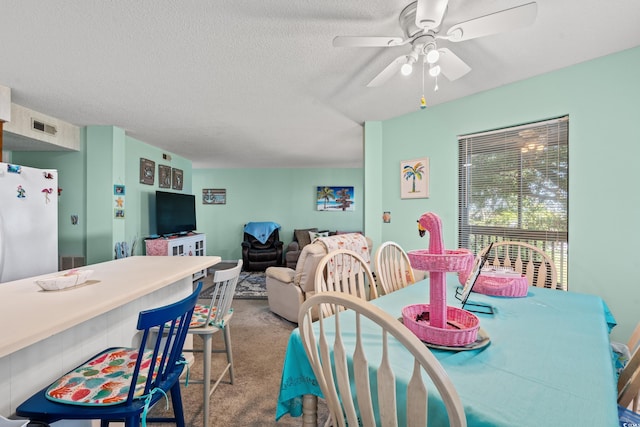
[400,158,429,199]
[316,186,354,211]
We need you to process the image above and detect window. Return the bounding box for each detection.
[458,116,569,288]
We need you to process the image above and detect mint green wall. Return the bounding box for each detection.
[13,126,193,263]
[86,126,120,263]
[193,168,363,261]
[365,46,640,342]
[124,134,192,254]
[13,143,87,259]
[363,121,383,250]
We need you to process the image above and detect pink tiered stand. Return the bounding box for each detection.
[404,212,480,347]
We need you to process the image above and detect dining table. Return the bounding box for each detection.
[275,276,619,426]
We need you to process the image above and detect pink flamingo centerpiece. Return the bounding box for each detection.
[417,212,447,329]
[404,212,479,346]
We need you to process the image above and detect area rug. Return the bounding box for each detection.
[232,271,267,299]
[199,265,267,300]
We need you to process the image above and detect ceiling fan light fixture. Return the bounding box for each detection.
[426,48,440,64]
[401,53,418,76]
[429,65,441,77]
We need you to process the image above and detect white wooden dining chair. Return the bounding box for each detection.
[619,345,640,412]
[479,241,563,290]
[298,292,467,427]
[374,241,416,295]
[314,249,378,317]
[184,259,242,427]
[616,321,640,412]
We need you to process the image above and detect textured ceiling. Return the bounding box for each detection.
[1,0,639,168]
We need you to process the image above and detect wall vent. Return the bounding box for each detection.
[31,118,57,136]
[60,256,85,271]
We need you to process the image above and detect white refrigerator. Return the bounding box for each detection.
[0,162,58,283]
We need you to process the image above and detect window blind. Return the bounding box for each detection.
[458,116,569,287]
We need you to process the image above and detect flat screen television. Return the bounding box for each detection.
[155,191,197,236]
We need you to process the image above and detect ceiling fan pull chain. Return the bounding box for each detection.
[420,59,427,110]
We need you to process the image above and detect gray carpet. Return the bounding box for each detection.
[150,279,328,426]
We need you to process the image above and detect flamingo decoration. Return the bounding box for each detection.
[42,188,53,204]
[417,212,448,329]
[407,212,479,346]
[417,212,445,254]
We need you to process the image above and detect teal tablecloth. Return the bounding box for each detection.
[276,280,619,426]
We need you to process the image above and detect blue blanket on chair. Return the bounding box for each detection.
[244,222,281,244]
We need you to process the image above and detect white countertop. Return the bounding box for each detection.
[0,255,220,358]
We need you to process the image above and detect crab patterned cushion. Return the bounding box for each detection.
[45,347,160,406]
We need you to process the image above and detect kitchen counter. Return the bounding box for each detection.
[0,255,220,418]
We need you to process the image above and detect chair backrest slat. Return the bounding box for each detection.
[353,312,375,426]
[377,331,398,427]
[317,313,343,426]
[335,311,359,426]
[407,359,428,427]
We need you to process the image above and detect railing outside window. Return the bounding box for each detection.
[463,227,568,289]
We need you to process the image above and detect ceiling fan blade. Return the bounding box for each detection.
[437,48,471,81]
[445,2,537,42]
[333,36,404,47]
[367,55,407,87]
[415,0,449,31]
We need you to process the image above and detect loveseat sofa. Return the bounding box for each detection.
[266,233,372,323]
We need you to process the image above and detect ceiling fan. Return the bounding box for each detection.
[333,0,538,87]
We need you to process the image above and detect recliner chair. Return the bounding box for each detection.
[241,222,284,271]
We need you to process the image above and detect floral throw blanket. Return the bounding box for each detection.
[315,233,370,274]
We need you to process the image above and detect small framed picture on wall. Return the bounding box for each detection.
[158,165,172,188]
[203,189,226,204]
[400,157,429,199]
[172,168,183,190]
[139,158,155,185]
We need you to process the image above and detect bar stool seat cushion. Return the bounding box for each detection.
[190,304,233,328]
[45,347,159,406]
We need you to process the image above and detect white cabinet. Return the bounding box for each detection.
[145,233,207,280]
